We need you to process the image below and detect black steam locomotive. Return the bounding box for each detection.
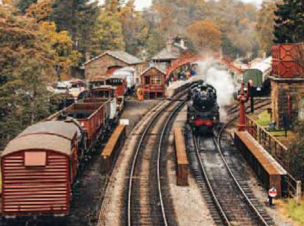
[187,82,220,134]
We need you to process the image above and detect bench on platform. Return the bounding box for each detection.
[174,128,189,186]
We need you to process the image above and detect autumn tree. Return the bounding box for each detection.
[152,4,178,36]
[39,22,82,80]
[50,0,99,59]
[187,20,222,52]
[120,0,149,56]
[150,0,258,58]
[0,5,54,149]
[210,0,258,58]
[22,0,82,80]
[274,0,304,43]
[153,0,209,29]
[15,0,37,13]
[221,33,238,59]
[25,0,54,22]
[256,0,278,54]
[92,0,125,55]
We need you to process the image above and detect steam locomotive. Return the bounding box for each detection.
[187,82,220,134]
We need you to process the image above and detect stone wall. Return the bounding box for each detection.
[85,54,128,81]
[271,77,304,127]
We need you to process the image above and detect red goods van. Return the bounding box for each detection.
[1,121,81,216]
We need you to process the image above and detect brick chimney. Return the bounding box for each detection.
[166,39,173,53]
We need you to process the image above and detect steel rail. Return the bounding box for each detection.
[193,136,232,226]
[190,98,271,226]
[214,117,270,226]
[157,97,187,226]
[127,86,192,226]
[227,98,270,115]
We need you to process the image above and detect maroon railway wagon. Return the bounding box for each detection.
[90,85,116,99]
[48,101,106,150]
[1,121,82,217]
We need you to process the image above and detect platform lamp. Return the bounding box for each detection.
[248,80,254,113]
[237,82,251,131]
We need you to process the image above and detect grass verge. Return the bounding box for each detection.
[286,199,304,226]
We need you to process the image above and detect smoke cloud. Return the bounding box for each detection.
[166,58,237,122]
[196,59,237,121]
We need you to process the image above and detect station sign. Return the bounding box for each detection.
[120,119,130,126]
[268,187,277,198]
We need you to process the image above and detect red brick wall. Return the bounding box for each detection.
[85,54,128,81]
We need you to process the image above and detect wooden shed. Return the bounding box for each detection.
[1,121,81,216]
[141,66,166,99]
[84,50,142,82]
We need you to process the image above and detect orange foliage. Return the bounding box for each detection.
[187,20,222,52]
[25,0,54,22]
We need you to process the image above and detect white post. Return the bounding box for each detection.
[296,180,302,204]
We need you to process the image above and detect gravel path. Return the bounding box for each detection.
[167,106,216,226]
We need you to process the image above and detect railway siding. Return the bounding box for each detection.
[98,100,167,226]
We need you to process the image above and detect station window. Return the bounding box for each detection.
[151,76,162,85]
[145,77,150,85]
[24,151,47,167]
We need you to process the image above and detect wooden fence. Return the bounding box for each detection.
[245,115,302,202]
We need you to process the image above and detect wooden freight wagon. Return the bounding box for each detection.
[90,85,116,99]
[89,86,124,117]
[106,75,128,96]
[83,97,117,124]
[48,101,106,149]
[141,66,166,99]
[1,121,81,216]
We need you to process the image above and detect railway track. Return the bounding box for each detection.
[227,97,271,115]
[126,90,189,226]
[187,99,274,226]
[193,134,273,226]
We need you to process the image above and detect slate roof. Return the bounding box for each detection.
[141,66,167,76]
[152,49,180,61]
[84,51,142,66]
[152,43,187,61]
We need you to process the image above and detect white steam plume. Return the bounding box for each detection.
[196,58,237,121]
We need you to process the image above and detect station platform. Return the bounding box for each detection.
[235,131,287,197]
